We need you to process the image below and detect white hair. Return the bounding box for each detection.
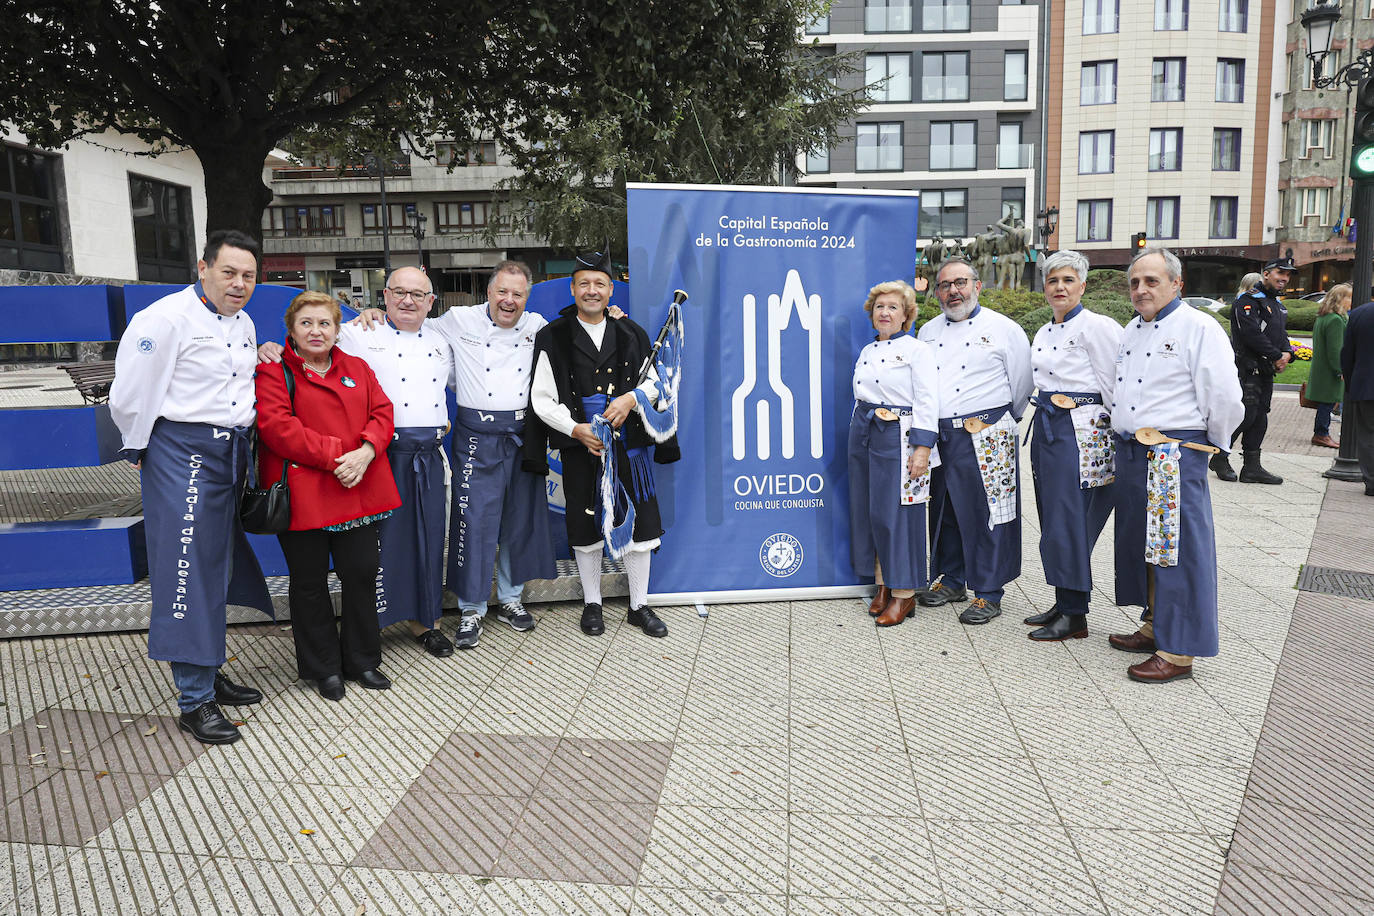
[1041,250,1089,283]
[1128,245,1182,281]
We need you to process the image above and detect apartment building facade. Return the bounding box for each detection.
[260,141,555,309]
[1047,0,1280,296]
[797,0,1045,274]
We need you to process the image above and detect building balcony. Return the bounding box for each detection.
[997,143,1034,169]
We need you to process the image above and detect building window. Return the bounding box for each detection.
[435,201,490,233]
[1213,128,1242,170]
[0,146,63,273]
[1077,199,1112,242]
[1084,0,1119,33]
[806,146,830,174]
[1147,197,1180,239]
[998,123,1027,168]
[128,176,193,283]
[1001,187,1025,222]
[1300,119,1336,158]
[1149,128,1183,171]
[920,189,967,238]
[1079,130,1115,174]
[857,123,903,171]
[922,0,970,31]
[1210,197,1238,238]
[360,202,417,235]
[1152,58,1186,101]
[1298,187,1331,223]
[1216,59,1245,102]
[866,0,912,32]
[1004,50,1028,101]
[867,53,912,102]
[435,140,497,167]
[921,51,970,101]
[806,12,829,33]
[930,122,976,170]
[1219,0,1247,31]
[1155,0,1187,30]
[1081,61,1117,105]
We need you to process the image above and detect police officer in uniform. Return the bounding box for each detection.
[1211,257,1297,484]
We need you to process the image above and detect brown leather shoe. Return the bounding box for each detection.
[1311,434,1340,449]
[1107,630,1157,654]
[867,586,891,617]
[1127,653,1193,683]
[875,596,915,627]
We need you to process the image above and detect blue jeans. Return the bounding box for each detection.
[1315,402,1335,437]
[170,662,217,713]
[458,546,522,616]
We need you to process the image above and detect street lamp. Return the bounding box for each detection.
[1302,0,1366,482]
[1032,205,1058,291]
[409,210,427,271]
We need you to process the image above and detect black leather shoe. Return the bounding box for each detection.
[581,603,605,636]
[1239,451,1282,485]
[628,606,668,638]
[1023,607,1060,626]
[1209,452,1237,482]
[214,671,262,706]
[348,669,391,690]
[316,675,345,701]
[178,702,241,745]
[1029,613,1088,641]
[417,629,454,658]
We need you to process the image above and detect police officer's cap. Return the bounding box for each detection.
[573,248,614,281]
[1262,256,1296,273]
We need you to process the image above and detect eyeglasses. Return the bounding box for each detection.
[936,277,973,293]
[387,287,432,301]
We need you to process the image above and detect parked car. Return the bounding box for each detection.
[1183,296,1227,312]
[1299,291,1327,301]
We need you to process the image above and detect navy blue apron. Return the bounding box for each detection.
[376,426,447,629]
[1112,431,1220,657]
[928,404,1022,595]
[446,407,555,603]
[142,419,273,666]
[848,401,928,591]
[1029,392,1114,593]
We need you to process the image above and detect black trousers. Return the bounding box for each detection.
[1231,370,1274,452]
[278,524,382,681]
[1352,399,1374,485]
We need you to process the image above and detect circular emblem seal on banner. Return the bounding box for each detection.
[759,533,803,578]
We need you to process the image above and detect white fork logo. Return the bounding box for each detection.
[730,270,823,460]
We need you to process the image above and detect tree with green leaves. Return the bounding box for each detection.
[0,0,860,248]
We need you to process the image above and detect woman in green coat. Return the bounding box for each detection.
[1310,283,1351,448]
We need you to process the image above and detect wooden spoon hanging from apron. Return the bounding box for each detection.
[1134,427,1220,454]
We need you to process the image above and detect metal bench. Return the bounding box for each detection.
[56,360,117,404]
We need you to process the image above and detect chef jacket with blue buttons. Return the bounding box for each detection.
[430,303,547,411]
[1109,298,1243,450]
[852,335,939,447]
[1030,304,1123,398]
[110,283,259,452]
[916,305,1033,419]
[338,322,454,427]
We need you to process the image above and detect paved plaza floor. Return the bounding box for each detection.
[0,392,1370,914]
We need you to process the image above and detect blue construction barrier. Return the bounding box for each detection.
[0,285,124,344]
[0,517,147,589]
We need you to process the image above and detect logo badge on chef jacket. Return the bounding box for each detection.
[341,376,357,388]
[759,532,804,578]
[137,337,156,353]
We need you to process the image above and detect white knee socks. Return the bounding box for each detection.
[574,544,603,605]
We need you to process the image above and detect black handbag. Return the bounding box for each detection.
[240,365,295,535]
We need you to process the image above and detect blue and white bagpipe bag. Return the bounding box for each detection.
[592,294,686,557]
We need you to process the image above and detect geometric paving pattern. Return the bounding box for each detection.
[0,403,1355,914]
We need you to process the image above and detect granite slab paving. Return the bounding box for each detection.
[0,390,1366,913]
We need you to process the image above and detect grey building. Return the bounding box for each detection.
[797,0,1045,254]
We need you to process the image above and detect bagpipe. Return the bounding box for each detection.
[592,289,687,557]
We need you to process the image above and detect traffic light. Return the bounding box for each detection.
[1351,77,1374,180]
[1132,231,1147,250]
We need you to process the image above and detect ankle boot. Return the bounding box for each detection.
[1209,452,1237,482]
[868,586,890,617]
[1028,613,1088,641]
[1238,450,1282,484]
[875,595,915,627]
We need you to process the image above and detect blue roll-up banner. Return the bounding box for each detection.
[626,183,919,603]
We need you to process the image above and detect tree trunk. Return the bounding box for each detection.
[192,138,276,246]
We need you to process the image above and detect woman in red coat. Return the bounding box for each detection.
[256,291,401,701]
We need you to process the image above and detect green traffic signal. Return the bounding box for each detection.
[1354,144,1374,178]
